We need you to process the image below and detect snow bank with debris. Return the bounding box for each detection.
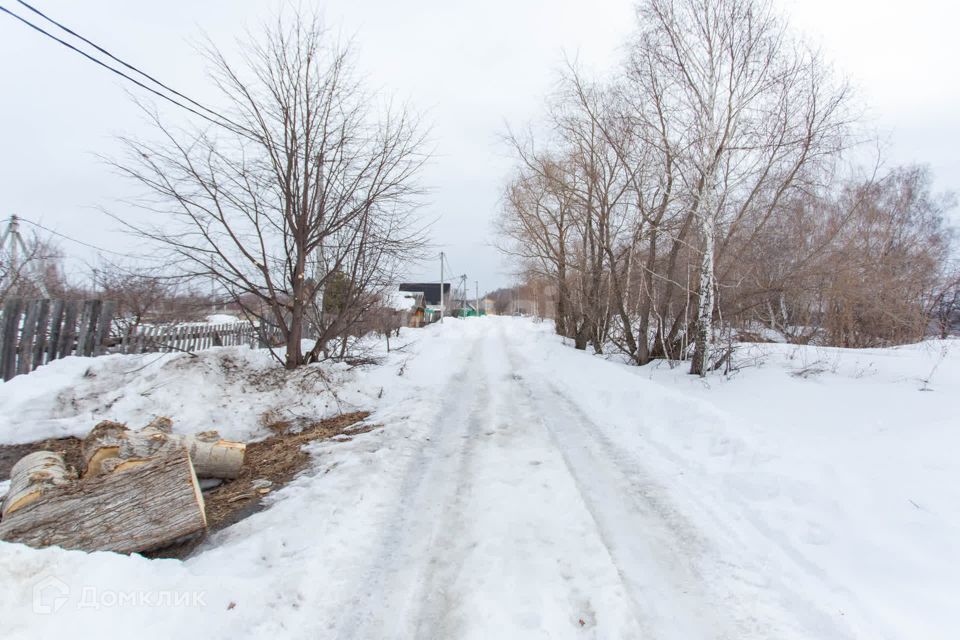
[0,320,476,638]
[0,344,363,445]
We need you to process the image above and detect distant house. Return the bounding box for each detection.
[385,290,423,314]
[399,283,451,307]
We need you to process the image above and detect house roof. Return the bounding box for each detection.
[399,283,451,306]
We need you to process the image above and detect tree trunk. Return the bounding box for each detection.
[0,446,207,554]
[690,211,716,376]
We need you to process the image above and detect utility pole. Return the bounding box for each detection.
[475,280,479,317]
[439,251,444,323]
[0,215,50,297]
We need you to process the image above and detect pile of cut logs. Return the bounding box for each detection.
[0,418,245,554]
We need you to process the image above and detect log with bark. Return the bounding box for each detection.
[81,420,128,477]
[0,445,207,553]
[82,420,246,480]
[1,451,75,518]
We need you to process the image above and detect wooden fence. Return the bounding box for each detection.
[1,298,116,382]
[0,298,279,382]
[119,322,266,355]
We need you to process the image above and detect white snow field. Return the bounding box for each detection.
[0,317,958,639]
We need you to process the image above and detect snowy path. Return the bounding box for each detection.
[4,317,957,639]
[324,321,862,639]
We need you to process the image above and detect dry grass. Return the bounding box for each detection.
[201,410,373,532]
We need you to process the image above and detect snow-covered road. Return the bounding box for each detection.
[3,317,958,639]
[337,322,650,638]
[321,320,891,639]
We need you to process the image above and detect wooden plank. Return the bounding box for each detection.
[120,323,131,354]
[74,300,94,357]
[81,300,102,356]
[143,325,156,353]
[157,325,169,353]
[138,326,147,353]
[46,299,64,362]
[131,325,143,354]
[1,298,24,381]
[17,300,39,376]
[31,299,51,369]
[93,301,116,356]
[57,301,79,359]
[146,325,158,352]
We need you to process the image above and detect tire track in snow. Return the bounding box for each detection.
[530,348,869,638]
[503,337,744,640]
[504,330,863,639]
[335,329,491,639]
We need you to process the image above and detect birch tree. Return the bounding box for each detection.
[629,0,851,374]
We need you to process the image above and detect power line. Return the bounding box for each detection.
[14,215,159,260]
[14,0,243,131]
[0,4,250,137]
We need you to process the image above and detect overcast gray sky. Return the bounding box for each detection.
[1,0,957,293]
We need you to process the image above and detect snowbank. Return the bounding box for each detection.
[0,347,344,445]
[0,320,491,638]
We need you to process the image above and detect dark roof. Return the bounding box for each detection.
[399,282,451,306]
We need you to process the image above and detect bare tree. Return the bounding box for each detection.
[0,231,68,301]
[627,0,852,374]
[113,10,429,368]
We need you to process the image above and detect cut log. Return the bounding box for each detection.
[82,420,245,480]
[1,451,74,517]
[119,424,175,460]
[119,428,246,480]
[81,420,129,477]
[0,446,207,554]
[184,431,246,480]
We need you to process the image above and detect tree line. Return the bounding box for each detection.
[496,0,959,374]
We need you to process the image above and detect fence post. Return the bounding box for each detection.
[94,301,115,356]
[46,299,64,363]
[1,298,24,381]
[57,301,79,359]
[75,300,95,357]
[32,299,51,369]
[16,301,39,376]
[82,300,102,356]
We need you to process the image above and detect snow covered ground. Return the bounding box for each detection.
[0,317,957,639]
